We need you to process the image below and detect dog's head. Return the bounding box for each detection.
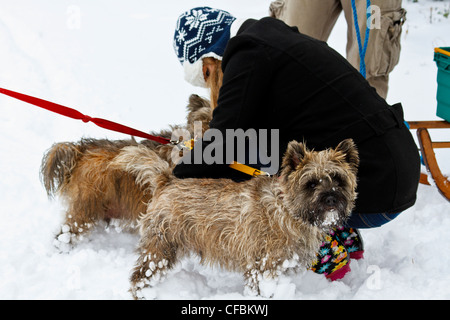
[279,139,359,229]
[186,94,212,135]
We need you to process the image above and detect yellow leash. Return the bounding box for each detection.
[229,161,270,177]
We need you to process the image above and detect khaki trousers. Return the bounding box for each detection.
[269,0,406,99]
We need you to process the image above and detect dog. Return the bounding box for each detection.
[111,138,359,298]
[40,94,212,250]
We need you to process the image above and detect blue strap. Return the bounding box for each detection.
[351,0,371,78]
[352,2,411,131]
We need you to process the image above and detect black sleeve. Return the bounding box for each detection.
[172,139,241,180]
[210,36,272,131]
[173,37,273,180]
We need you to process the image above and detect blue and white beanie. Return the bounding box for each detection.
[174,7,236,87]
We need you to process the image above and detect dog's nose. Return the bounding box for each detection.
[325,195,337,206]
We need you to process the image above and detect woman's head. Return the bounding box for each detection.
[173,7,234,107]
[202,57,223,110]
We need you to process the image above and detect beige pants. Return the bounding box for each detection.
[269,0,406,99]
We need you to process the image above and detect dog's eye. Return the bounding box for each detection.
[335,177,345,187]
[303,180,319,191]
[330,174,345,187]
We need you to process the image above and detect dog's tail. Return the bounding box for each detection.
[40,142,81,197]
[111,145,172,193]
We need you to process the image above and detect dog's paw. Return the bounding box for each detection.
[130,282,147,300]
[130,284,157,300]
[243,269,277,298]
[243,267,262,297]
[243,284,260,297]
[53,223,90,252]
[130,253,171,299]
[129,275,157,300]
[53,224,74,253]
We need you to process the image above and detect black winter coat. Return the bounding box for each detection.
[174,17,420,214]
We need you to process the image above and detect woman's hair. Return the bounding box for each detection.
[203,57,223,110]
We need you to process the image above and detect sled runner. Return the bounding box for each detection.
[408,121,450,201]
[407,48,450,202]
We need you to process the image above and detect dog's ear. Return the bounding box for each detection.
[187,94,210,113]
[282,140,308,173]
[335,139,359,171]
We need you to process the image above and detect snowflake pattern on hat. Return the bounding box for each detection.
[185,9,209,31]
[174,7,236,65]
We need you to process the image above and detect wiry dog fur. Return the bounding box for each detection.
[40,94,212,249]
[112,139,359,298]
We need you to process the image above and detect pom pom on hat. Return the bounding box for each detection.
[173,7,236,87]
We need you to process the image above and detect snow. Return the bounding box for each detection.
[0,0,449,300]
[322,210,340,228]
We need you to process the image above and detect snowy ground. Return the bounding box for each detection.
[0,0,449,300]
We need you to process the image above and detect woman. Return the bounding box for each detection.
[172,7,420,280]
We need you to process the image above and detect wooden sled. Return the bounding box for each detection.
[408,120,450,201]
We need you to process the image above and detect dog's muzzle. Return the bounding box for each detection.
[307,192,350,229]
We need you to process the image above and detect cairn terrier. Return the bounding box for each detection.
[112,138,359,298]
[40,94,211,250]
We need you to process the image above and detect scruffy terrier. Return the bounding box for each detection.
[40,94,212,250]
[112,138,359,298]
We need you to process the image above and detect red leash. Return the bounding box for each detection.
[0,87,171,145]
[0,87,272,177]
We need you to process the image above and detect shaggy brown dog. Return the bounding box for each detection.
[112,139,359,298]
[40,94,211,250]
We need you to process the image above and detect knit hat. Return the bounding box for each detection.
[173,7,236,87]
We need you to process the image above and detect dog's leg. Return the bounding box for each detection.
[129,235,177,299]
[243,264,263,296]
[54,212,95,252]
[243,256,300,297]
